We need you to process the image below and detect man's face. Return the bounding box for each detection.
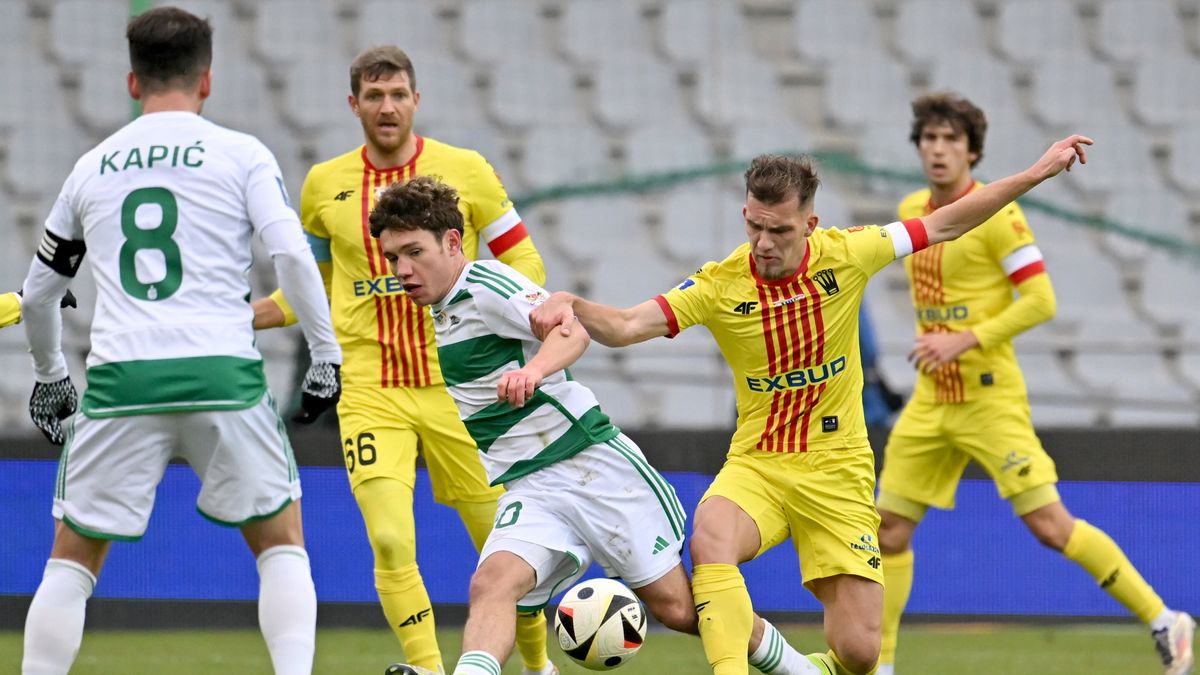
[350,70,419,156]
[743,193,818,281]
[378,227,458,306]
[917,120,977,189]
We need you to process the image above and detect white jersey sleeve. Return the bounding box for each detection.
[246,142,340,364]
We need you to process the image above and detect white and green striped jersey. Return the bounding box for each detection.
[42,112,304,417]
[431,260,620,485]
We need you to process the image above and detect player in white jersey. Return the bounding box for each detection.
[371,176,825,675]
[19,9,341,675]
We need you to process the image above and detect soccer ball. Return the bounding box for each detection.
[553,578,647,670]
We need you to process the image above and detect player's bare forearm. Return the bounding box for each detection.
[575,297,667,347]
[252,296,286,329]
[528,324,590,380]
[497,327,589,407]
[925,135,1092,245]
[532,293,667,347]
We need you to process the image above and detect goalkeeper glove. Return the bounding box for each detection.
[29,377,78,445]
[292,362,340,424]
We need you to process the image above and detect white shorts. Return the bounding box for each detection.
[53,392,301,539]
[479,433,686,611]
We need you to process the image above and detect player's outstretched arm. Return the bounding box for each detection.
[22,253,80,445]
[497,323,590,407]
[923,134,1092,246]
[531,293,669,348]
[261,227,343,422]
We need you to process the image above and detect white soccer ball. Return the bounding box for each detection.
[553,578,647,670]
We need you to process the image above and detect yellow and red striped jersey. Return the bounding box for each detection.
[657,221,928,454]
[285,136,544,390]
[899,183,1047,403]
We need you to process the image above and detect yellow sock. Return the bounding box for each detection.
[376,564,443,671]
[516,611,549,671]
[693,563,754,675]
[879,549,913,665]
[1063,519,1166,623]
[814,649,875,675]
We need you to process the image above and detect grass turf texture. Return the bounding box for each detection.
[0,624,1162,673]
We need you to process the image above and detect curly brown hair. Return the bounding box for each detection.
[744,154,821,210]
[369,176,463,240]
[909,92,988,168]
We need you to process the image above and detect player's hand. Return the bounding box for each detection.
[908,331,979,373]
[1030,134,1093,181]
[529,292,576,341]
[293,362,341,423]
[29,377,78,445]
[497,367,541,407]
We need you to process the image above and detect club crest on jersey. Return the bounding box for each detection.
[522,290,549,305]
[812,268,839,296]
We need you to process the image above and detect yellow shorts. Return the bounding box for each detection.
[337,384,501,505]
[878,396,1059,517]
[702,447,883,587]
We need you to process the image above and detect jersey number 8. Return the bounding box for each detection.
[119,187,183,301]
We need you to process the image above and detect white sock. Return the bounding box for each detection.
[876,664,895,675]
[454,650,503,675]
[749,619,821,675]
[257,545,316,675]
[22,559,96,675]
[1150,608,1177,632]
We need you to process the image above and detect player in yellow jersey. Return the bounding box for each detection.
[532,136,1092,675]
[874,93,1194,675]
[252,46,554,675]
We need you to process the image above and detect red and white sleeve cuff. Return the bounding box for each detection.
[883,218,930,258]
[1002,244,1047,284]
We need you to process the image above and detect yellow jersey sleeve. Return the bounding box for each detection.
[842,221,930,277]
[656,261,722,335]
[0,292,20,329]
[269,169,334,326]
[463,153,546,285]
[971,202,1055,350]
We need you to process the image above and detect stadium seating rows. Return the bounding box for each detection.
[0,0,1196,428]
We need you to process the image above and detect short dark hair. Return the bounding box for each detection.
[350,45,416,96]
[909,92,988,168]
[744,154,821,209]
[126,6,212,94]
[369,176,463,240]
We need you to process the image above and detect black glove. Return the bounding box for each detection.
[29,377,78,445]
[16,288,77,309]
[292,362,340,424]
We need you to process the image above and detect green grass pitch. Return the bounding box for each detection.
[0,623,1163,673]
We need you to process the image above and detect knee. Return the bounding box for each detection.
[1029,520,1072,552]
[877,513,913,556]
[467,566,523,606]
[369,527,416,568]
[647,596,698,635]
[689,524,735,565]
[830,637,880,675]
